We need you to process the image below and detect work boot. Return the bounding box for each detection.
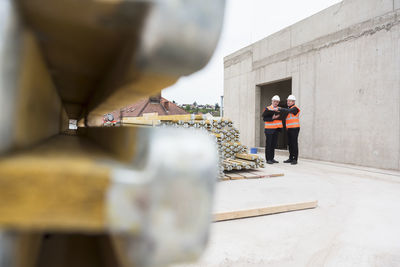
[267,160,274,164]
[291,160,298,165]
[283,159,292,163]
[272,159,279,163]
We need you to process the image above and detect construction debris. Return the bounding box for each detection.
[123,114,266,178]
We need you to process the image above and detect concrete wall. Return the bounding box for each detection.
[224,0,400,170]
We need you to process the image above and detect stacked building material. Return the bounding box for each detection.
[123,115,266,177]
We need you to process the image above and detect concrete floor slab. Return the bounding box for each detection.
[173,154,400,267]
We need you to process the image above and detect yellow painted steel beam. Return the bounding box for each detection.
[0,135,113,232]
[1,26,67,154]
[0,126,144,232]
[0,1,226,265]
[14,0,225,126]
[0,125,219,266]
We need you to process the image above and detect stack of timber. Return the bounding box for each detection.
[123,114,266,178]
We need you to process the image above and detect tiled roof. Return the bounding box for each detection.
[106,96,188,121]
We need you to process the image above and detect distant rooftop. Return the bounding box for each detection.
[106,94,188,122]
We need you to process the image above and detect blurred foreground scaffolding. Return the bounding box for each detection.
[0,0,225,266]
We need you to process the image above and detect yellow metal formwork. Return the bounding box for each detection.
[0,0,226,266]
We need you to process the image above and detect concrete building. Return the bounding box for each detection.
[224,0,400,170]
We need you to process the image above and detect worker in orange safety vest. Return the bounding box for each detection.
[278,95,300,165]
[262,95,282,164]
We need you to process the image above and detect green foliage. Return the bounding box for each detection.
[179,102,220,115]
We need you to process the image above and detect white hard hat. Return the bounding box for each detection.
[271,95,280,101]
[287,95,296,101]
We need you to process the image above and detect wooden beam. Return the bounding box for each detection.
[269,173,285,178]
[239,172,259,179]
[235,153,258,161]
[220,176,231,181]
[220,171,284,181]
[254,173,284,179]
[228,173,245,180]
[248,171,284,179]
[214,201,318,222]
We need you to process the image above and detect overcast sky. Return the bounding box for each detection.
[162,0,342,105]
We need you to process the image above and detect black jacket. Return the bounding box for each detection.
[262,107,280,122]
[278,105,300,130]
[279,105,299,117]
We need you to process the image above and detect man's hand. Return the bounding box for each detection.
[272,114,280,120]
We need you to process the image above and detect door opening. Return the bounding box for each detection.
[258,78,292,149]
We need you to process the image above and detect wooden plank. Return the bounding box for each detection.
[234,171,247,178]
[244,175,262,179]
[247,170,263,176]
[220,171,284,181]
[235,153,258,161]
[249,172,264,177]
[230,175,245,180]
[220,176,231,181]
[214,201,318,222]
[248,171,284,178]
[269,173,284,177]
[226,171,245,180]
[240,172,260,179]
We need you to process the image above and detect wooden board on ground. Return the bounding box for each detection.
[224,172,245,180]
[249,170,284,178]
[220,176,231,181]
[214,201,318,222]
[221,169,284,180]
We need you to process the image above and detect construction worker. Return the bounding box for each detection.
[262,95,282,164]
[278,95,300,165]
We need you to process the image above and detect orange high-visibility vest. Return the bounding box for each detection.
[286,105,300,129]
[264,105,283,129]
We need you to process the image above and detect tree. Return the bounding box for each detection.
[193,101,198,107]
[215,103,220,110]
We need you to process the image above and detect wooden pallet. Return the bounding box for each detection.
[221,169,284,181]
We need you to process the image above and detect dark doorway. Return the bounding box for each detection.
[259,78,292,149]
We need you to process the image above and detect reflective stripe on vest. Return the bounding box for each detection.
[264,105,283,129]
[286,105,300,128]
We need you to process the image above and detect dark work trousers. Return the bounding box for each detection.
[265,129,279,161]
[287,127,300,161]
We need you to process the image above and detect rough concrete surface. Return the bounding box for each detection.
[224,0,400,170]
[173,153,400,267]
